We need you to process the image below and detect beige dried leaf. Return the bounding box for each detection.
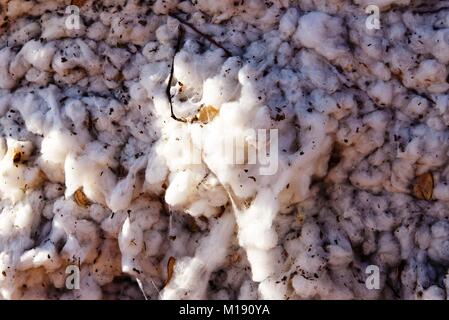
[186,216,199,233]
[113,72,124,82]
[197,105,219,124]
[296,211,305,224]
[229,253,240,264]
[164,256,176,287]
[71,0,87,7]
[412,172,433,201]
[74,188,90,207]
[12,149,22,164]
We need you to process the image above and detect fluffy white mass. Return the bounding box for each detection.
[0,0,448,300]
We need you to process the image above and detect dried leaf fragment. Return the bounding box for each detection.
[229,253,240,264]
[164,256,176,287]
[74,188,90,207]
[412,172,433,201]
[185,216,199,233]
[71,0,87,7]
[296,211,305,224]
[12,150,22,164]
[197,105,219,124]
[113,72,124,82]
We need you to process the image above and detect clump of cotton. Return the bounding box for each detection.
[1,0,449,301]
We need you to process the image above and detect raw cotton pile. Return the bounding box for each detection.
[0,0,449,300]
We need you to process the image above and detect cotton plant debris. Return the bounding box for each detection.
[412,172,434,201]
[0,0,449,300]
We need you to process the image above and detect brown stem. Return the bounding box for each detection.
[168,13,233,57]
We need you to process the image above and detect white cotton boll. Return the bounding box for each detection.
[415,59,447,86]
[107,174,135,212]
[361,37,383,60]
[165,171,195,206]
[294,12,347,61]
[119,218,143,258]
[299,50,340,93]
[104,47,131,70]
[140,62,170,96]
[428,221,449,264]
[101,211,127,238]
[291,274,317,299]
[87,21,109,41]
[350,167,385,190]
[406,96,428,116]
[174,49,224,93]
[279,8,299,40]
[57,217,99,264]
[25,68,50,85]
[238,223,278,252]
[21,40,56,71]
[13,202,35,230]
[143,230,163,256]
[415,225,431,250]
[65,153,113,206]
[277,42,293,67]
[75,269,103,300]
[41,16,68,40]
[154,24,172,43]
[203,186,228,208]
[363,110,389,132]
[368,81,393,106]
[238,280,259,300]
[84,141,116,168]
[9,20,40,44]
[435,94,448,116]
[432,30,449,64]
[17,244,61,272]
[53,40,100,76]
[395,225,414,260]
[63,154,84,196]
[245,247,277,282]
[258,277,288,299]
[202,74,238,107]
[196,212,235,263]
[422,285,445,300]
[237,189,279,250]
[327,244,353,267]
[145,147,168,186]
[162,213,235,299]
[89,204,110,223]
[128,81,148,102]
[0,144,43,203]
[61,234,82,260]
[40,129,82,182]
[63,99,87,126]
[370,62,391,81]
[161,257,207,299]
[376,232,400,266]
[433,182,449,201]
[9,52,31,81]
[142,42,174,62]
[312,90,338,115]
[0,137,6,160]
[132,202,161,230]
[186,199,214,217]
[0,48,16,89]
[211,289,230,300]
